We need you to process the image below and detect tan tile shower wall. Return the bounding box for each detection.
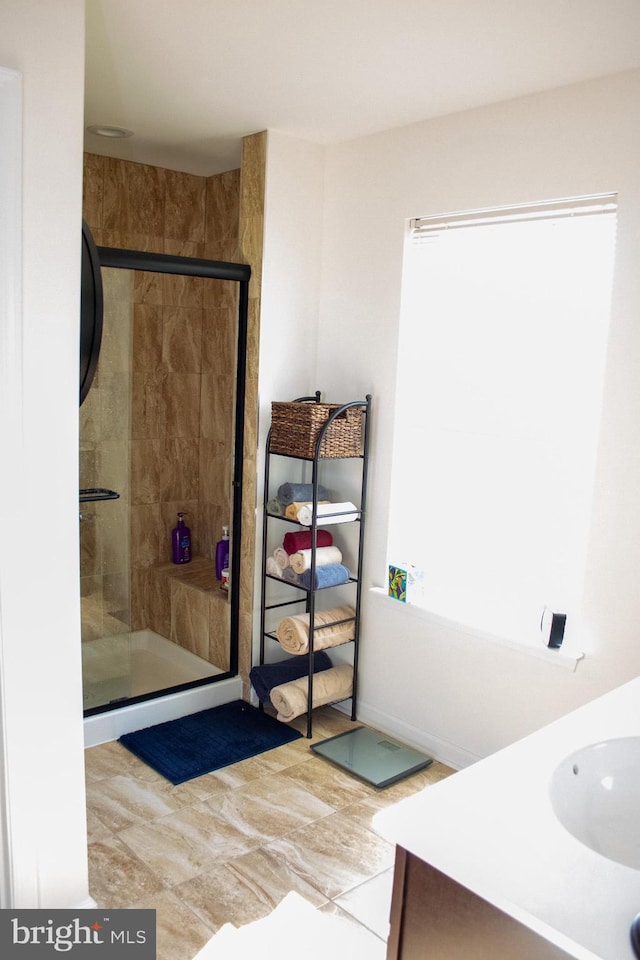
[238,132,267,696]
[82,154,240,666]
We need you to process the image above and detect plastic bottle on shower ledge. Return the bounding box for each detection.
[171,512,191,564]
[215,525,230,579]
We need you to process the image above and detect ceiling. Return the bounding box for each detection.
[84,0,640,177]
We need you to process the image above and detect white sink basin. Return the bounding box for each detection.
[549,737,640,869]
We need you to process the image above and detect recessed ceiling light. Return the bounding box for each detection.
[86,124,134,139]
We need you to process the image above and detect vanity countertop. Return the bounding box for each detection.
[373,676,640,959]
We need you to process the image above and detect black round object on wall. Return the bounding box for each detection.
[80,219,103,405]
[631,913,640,958]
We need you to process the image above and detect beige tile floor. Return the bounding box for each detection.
[85,707,454,960]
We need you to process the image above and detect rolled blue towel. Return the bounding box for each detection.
[299,563,351,590]
[277,482,331,505]
[249,651,333,703]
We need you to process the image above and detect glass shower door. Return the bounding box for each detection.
[80,256,242,715]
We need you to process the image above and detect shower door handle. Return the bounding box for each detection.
[79,488,120,502]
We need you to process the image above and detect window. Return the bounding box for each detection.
[388,195,617,649]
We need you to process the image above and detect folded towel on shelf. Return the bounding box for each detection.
[283,530,333,555]
[289,545,343,574]
[277,482,331,505]
[270,664,354,722]
[266,497,285,516]
[282,566,302,585]
[299,563,351,590]
[276,604,356,655]
[285,501,330,522]
[296,501,359,527]
[249,652,333,704]
[266,556,283,578]
[273,546,290,570]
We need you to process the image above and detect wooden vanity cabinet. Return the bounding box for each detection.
[387,846,575,959]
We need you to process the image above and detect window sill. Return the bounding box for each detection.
[369,587,584,672]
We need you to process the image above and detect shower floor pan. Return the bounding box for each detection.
[82,628,223,711]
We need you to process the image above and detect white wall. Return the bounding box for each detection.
[255,132,326,649]
[260,131,325,411]
[0,0,91,906]
[313,70,640,765]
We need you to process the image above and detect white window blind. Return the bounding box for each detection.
[410,194,617,236]
[388,195,617,648]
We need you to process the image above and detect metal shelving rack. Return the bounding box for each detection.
[258,392,372,738]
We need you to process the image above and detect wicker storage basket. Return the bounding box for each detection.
[270,401,364,458]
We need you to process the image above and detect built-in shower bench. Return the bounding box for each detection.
[146,557,230,672]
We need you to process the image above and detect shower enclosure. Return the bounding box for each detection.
[79,228,250,716]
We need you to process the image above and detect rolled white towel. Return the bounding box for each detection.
[297,501,359,527]
[289,545,343,574]
[266,556,283,578]
[285,500,329,522]
[273,546,290,569]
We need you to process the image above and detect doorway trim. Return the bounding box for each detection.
[0,64,22,910]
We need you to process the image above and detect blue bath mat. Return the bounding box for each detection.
[119,700,302,784]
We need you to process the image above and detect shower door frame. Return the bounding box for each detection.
[83,244,251,716]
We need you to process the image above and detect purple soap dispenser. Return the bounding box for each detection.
[171,512,191,564]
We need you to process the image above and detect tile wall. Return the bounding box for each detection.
[237,132,266,696]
